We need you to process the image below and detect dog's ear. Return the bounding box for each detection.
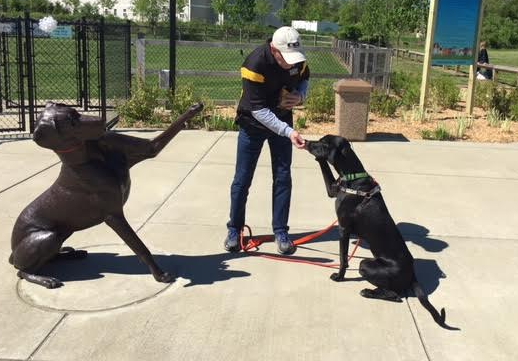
[338,137,351,157]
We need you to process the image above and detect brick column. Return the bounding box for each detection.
[334,79,373,141]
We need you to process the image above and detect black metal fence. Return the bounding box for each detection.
[0,15,131,136]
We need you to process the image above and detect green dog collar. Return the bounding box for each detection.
[341,172,369,182]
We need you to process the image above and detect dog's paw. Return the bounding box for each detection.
[330,272,345,282]
[74,250,88,259]
[155,272,175,283]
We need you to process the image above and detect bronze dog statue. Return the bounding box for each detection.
[9,102,203,288]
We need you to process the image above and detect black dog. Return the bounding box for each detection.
[306,135,457,330]
[9,102,203,289]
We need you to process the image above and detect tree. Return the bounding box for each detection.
[63,0,81,13]
[132,0,168,32]
[227,0,255,26]
[177,0,187,13]
[96,0,118,15]
[77,2,100,18]
[212,0,230,25]
[387,0,428,47]
[278,0,306,24]
[254,0,272,25]
[360,0,390,45]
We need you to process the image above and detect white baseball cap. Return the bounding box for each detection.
[271,26,306,65]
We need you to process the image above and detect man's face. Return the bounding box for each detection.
[271,45,293,70]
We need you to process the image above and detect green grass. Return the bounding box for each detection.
[137,43,348,101]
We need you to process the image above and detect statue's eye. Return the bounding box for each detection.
[68,115,79,127]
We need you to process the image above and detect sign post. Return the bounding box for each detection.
[466,0,486,114]
[420,0,484,114]
[419,0,439,112]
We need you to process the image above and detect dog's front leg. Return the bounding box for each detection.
[105,215,175,283]
[318,160,339,198]
[330,226,350,282]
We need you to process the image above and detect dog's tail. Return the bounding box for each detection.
[411,281,460,331]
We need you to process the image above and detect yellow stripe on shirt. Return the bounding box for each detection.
[241,67,265,83]
[300,62,307,75]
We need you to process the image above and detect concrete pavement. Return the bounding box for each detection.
[1,130,518,361]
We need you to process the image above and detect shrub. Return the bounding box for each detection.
[116,81,166,126]
[204,115,238,131]
[166,83,214,129]
[455,114,473,139]
[430,76,460,109]
[420,124,455,141]
[305,80,335,122]
[475,81,497,110]
[475,82,518,119]
[370,90,400,117]
[390,71,420,109]
[487,108,504,127]
[295,116,307,129]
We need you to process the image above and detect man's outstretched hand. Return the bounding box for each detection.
[290,130,306,149]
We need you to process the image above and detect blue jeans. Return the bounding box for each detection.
[227,127,292,234]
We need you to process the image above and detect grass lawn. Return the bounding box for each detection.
[137,43,348,101]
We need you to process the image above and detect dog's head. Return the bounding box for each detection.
[33,103,106,151]
[305,134,351,164]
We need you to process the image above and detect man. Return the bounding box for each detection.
[224,26,309,255]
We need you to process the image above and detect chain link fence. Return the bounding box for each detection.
[132,26,392,104]
[0,15,131,136]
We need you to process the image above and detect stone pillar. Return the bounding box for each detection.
[333,79,373,141]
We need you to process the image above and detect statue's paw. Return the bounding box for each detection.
[155,272,175,283]
[330,272,345,282]
[43,277,63,289]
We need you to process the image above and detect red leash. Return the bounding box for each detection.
[239,221,362,268]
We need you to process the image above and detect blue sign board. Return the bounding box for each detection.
[50,26,73,39]
[432,0,483,65]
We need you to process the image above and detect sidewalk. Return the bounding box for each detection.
[1,130,517,361]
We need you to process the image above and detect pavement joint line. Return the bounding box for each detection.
[27,313,68,361]
[136,130,227,233]
[405,299,432,361]
[0,162,61,195]
[360,170,518,182]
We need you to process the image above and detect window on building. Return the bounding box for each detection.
[113,9,117,16]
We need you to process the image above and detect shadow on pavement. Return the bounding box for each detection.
[398,222,449,253]
[37,251,339,288]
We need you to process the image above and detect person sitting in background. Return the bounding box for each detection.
[477,41,493,80]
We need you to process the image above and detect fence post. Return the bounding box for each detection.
[99,17,107,122]
[136,32,146,81]
[352,48,361,78]
[24,12,35,133]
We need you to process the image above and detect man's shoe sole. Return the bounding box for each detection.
[224,242,241,253]
[277,243,296,255]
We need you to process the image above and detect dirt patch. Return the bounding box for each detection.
[213,104,518,143]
